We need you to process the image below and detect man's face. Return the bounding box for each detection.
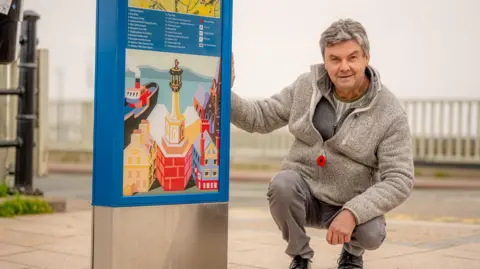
[324,40,369,91]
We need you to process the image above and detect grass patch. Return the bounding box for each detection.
[0,183,8,198]
[0,183,53,217]
[0,195,53,217]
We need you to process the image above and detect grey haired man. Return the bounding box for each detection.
[230,18,415,269]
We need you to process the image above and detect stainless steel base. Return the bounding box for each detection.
[91,202,229,269]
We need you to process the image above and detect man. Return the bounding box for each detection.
[230,19,414,269]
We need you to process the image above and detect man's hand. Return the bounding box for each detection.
[326,209,357,245]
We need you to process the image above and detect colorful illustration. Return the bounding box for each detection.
[123,49,222,196]
[129,0,221,18]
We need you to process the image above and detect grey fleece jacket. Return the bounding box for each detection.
[230,64,415,225]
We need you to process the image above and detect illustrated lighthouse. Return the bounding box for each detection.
[156,59,193,191]
[164,59,186,146]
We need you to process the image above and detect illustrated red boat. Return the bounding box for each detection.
[126,77,153,108]
[124,76,159,149]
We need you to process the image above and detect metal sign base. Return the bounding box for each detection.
[92,202,228,269]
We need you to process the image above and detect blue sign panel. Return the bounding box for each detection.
[92,0,232,207]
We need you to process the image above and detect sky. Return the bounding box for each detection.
[22,0,480,101]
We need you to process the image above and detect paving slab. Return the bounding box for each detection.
[35,235,91,257]
[0,242,31,257]
[1,250,89,269]
[0,228,60,247]
[0,260,36,269]
[364,251,480,269]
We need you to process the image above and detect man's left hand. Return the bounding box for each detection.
[326,209,357,245]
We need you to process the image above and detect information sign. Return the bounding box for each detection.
[92,0,233,207]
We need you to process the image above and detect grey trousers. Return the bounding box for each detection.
[266,170,386,259]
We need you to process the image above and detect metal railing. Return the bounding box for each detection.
[47,99,480,166]
[401,99,480,165]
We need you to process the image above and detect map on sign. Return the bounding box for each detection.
[129,0,221,18]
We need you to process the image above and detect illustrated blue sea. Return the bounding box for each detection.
[125,65,216,112]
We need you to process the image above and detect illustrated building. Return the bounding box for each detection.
[194,85,215,133]
[208,80,218,134]
[192,120,209,182]
[211,61,221,136]
[211,79,220,163]
[211,61,222,163]
[193,85,210,121]
[123,120,157,195]
[156,59,193,191]
[192,61,222,163]
[192,111,219,191]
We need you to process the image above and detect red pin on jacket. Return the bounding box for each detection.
[317,155,326,167]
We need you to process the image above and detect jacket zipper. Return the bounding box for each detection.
[309,74,326,142]
[332,108,355,137]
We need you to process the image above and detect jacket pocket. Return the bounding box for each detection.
[290,112,319,147]
[338,114,378,168]
[341,115,375,151]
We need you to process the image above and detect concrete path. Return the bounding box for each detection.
[0,206,479,268]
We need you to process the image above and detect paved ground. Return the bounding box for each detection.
[0,173,478,268]
[0,207,479,268]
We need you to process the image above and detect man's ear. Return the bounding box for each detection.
[365,53,370,66]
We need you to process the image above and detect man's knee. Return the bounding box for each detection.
[353,216,386,250]
[267,170,303,202]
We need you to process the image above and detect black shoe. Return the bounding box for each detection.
[289,255,311,269]
[337,248,363,269]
